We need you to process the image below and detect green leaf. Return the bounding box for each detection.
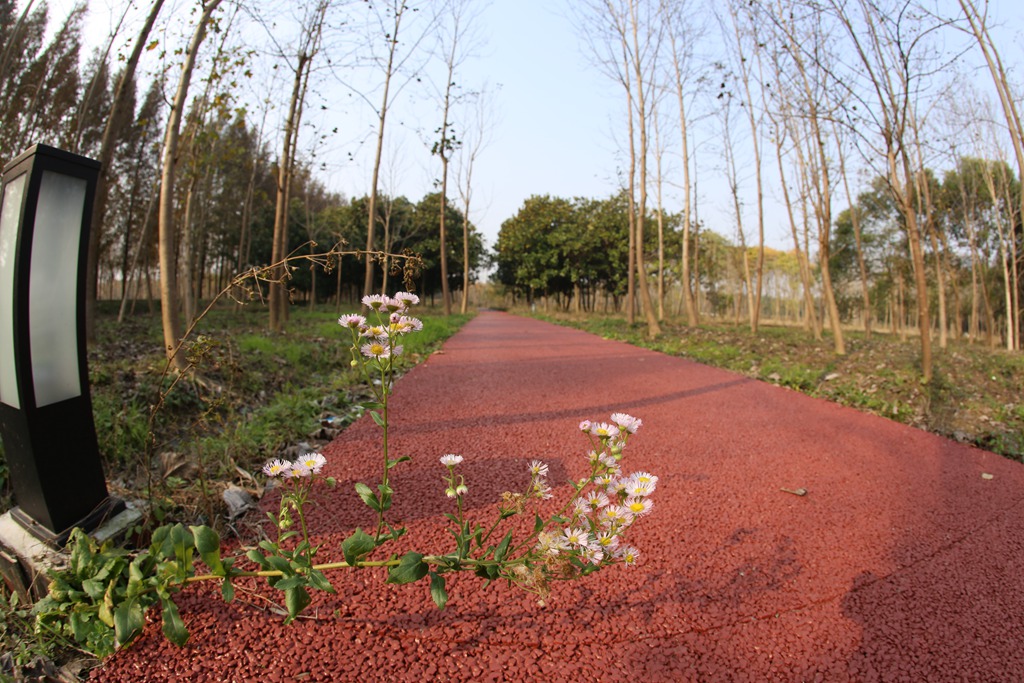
[68,529,93,574]
[385,524,407,541]
[474,564,499,581]
[150,525,172,558]
[387,552,428,585]
[429,572,448,610]
[221,578,235,603]
[266,556,293,575]
[377,483,393,512]
[386,456,411,470]
[307,569,336,594]
[360,401,384,410]
[493,531,513,563]
[341,528,376,566]
[82,578,106,601]
[354,482,380,511]
[98,580,119,628]
[370,411,386,427]
[534,514,544,533]
[69,611,90,644]
[160,597,189,646]
[191,525,224,575]
[274,576,306,591]
[246,549,268,569]
[114,599,145,646]
[284,586,311,624]
[169,524,195,578]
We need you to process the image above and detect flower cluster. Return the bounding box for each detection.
[262,452,327,478]
[440,454,468,499]
[528,459,553,500]
[339,292,422,361]
[534,412,653,569]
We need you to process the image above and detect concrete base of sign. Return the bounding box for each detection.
[0,501,142,603]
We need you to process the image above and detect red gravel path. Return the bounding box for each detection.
[93,312,1024,682]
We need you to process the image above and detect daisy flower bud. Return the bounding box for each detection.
[361,342,391,359]
[382,296,404,313]
[289,462,313,478]
[630,471,659,487]
[609,412,642,434]
[338,314,366,329]
[361,294,386,310]
[361,324,389,339]
[394,291,420,307]
[591,422,620,439]
[617,546,640,566]
[295,452,327,475]
[624,496,654,517]
[262,459,291,478]
[562,527,590,548]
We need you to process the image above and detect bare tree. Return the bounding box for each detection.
[824,0,949,381]
[157,0,224,371]
[722,0,767,334]
[623,0,662,336]
[771,112,822,338]
[573,0,661,336]
[660,0,701,326]
[455,85,495,314]
[719,91,757,329]
[763,0,845,353]
[833,118,873,336]
[652,97,667,321]
[357,0,434,297]
[430,0,486,315]
[267,0,330,332]
[85,0,165,341]
[957,0,1023,349]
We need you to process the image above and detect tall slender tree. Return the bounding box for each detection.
[268,0,330,332]
[85,0,165,340]
[157,0,224,371]
[357,0,433,296]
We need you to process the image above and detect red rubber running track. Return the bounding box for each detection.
[94,312,1024,682]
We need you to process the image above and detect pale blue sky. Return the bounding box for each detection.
[33,0,1024,255]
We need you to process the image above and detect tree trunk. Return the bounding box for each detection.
[86,0,165,340]
[269,53,309,331]
[363,5,407,298]
[666,4,698,326]
[157,0,221,371]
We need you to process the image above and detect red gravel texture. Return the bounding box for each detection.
[93,312,1024,682]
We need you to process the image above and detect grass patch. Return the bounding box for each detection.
[2,304,471,521]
